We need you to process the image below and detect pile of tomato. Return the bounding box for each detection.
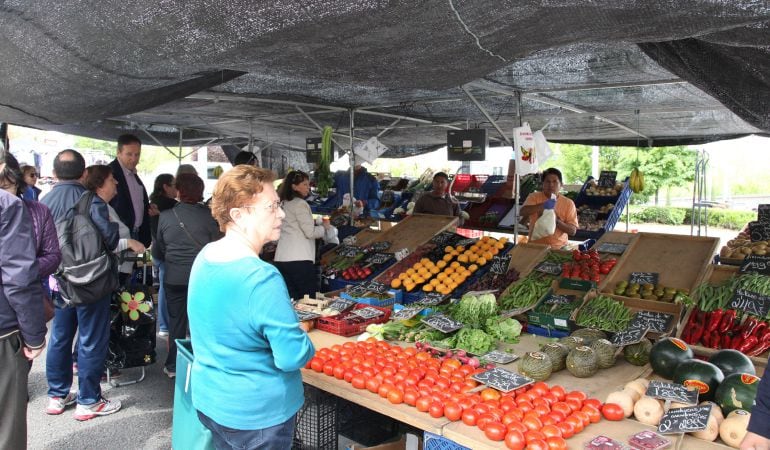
[307,339,622,450]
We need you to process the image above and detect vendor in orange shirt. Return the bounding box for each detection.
[520,168,578,249]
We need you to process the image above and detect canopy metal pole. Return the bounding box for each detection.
[349,109,356,225]
[513,91,523,245]
[461,85,512,146]
[178,128,183,163]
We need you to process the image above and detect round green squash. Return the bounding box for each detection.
[566,346,599,378]
[624,339,653,366]
[591,338,617,369]
[540,342,569,372]
[518,351,553,381]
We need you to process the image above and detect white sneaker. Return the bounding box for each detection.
[158,330,169,337]
[46,392,77,415]
[163,366,176,378]
[73,397,122,421]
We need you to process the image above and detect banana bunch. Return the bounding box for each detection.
[629,168,645,193]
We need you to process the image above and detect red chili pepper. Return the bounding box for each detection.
[719,310,737,333]
[741,317,759,339]
[702,330,712,347]
[752,321,768,338]
[748,341,770,357]
[708,330,721,349]
[706,309,724,333]
[731,334,745,350]
[686,308,700,328]
[738,335,759,353]
[690,323,705,345]
[721,333,733,350]
[681,324,693,344]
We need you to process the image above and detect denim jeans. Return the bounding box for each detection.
[46,295,111,405]
[197,411,296,450]
[157,260,169,332]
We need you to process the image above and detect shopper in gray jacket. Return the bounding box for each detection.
[152,173,221,378]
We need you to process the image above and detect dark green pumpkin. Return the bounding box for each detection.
[672,359,725,402]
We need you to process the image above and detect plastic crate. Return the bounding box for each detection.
[340,289,402,307]
[574,177,632,240]
[424,431,470,450]
[525,323,571,339]
[480,174,507,196]
[171,340,214,450]
[455,228,484,239]
[293,384,338,450]
[338,399,400,447]
[315,304,392,336]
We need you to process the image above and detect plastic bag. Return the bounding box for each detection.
[513,122,538,175]
[531,195,557,241]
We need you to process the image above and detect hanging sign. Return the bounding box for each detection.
[447,129,487,162]
[306,137,322,164]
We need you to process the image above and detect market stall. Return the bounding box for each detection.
[298,228,767,450]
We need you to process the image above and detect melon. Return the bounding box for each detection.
[714,373,760,415]
[591,339,617,369]
[672,359,725,402]
[558,336,585,351]
[708,349,755,377]
[540,342,569,372]
[623,339,652,366]
[518,352,552,381]
[650,337,693,379]
[571,328,607,345]
[566,346,599,378]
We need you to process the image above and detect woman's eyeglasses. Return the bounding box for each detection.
[241,201,284,213]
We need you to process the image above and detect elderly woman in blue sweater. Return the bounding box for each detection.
[187,165,314,449]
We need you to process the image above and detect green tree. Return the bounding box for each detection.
[616,146,696,205]
[74,136,116,157]
[551,144,592,184]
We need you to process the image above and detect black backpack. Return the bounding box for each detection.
[53,192,119,306]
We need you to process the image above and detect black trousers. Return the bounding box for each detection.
[273,260,318,301]
[0,332,28,449]
[164,283,189,370]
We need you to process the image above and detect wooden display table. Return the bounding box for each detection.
[304,330,730,449]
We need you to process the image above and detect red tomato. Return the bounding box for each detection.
[444,402,463,421]
[540,415,557,427]
[461,408,478,426]
[504,429,526,450]
[351,374,367,390]
[507,420,528,435]
[387,389,404,404]
[378,383,393,398]
[415,396,432,413]
[546,436,568,450]
[428,401,444,418]
[309,357,325,372]
[565,415,583,433]
[551,402,572,418]
[343,369,356,383]
[332,365,346,380]
[322,361,336,376]
[541,392,559,405]
[565,390,587,403]
[473,403,491,415]
[555,421,574,439]
[365,377,381,393]
[484,421,507,441]
[524,430,547,443]
[601,403,625,421]
[564,397,583,413]
[403,389,419,407]
[549,385,566,401]
[522,416,543,431]
[526,439,549,450]
[540,424,562,439]
[583,398,602,410]
[581,405,602,423]
[517,400,534,413]
[477,413,498,431]
[572,411,591,427]
[533,404,551,417]
[529,382,550,397]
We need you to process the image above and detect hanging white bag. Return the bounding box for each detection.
[530,194,557,241]
[513,122,538,175]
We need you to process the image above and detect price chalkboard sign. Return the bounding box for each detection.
[480,350,519,365]
[740,255,770,276]
[490,254,512,275]
[630,311,674,334]
[361,280,389,295]
[598,171,618,188]
[472,367,534,393]
[729,288,770,318]
[629,272,659,286]
[559,278,595,291]
[579,209,600,222]
[326,298,356,313]
[431,231,457,247]
[391,306,425,321]
[543,293,575,305]
[371,241,392,252]
[758,204,770,224]
[421,314,464,333]
[346,284,368,298]
[535,261,563,276]
[365,252,394,266]
[596,242,627,255]
[610,325,649,347]
[456,238,478,248]
[295,309,321,321]
[306,137,322,164]
[749,221,770,242]
[657,404,712,435]
[336,245,361,258]
[645,380,699,405]
[351,306,385,320]
[418,292,446,306]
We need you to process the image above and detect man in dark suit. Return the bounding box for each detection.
[108,134,157,247]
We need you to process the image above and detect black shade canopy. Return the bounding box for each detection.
[1,1,768,159]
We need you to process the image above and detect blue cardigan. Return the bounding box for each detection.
[188,248,315,430]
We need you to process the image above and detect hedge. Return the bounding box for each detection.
[628,206,754,230]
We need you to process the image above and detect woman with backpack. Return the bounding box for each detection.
[152,173,221,378]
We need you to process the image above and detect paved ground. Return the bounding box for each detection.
[23,223,735,449]
[26,334,175,450]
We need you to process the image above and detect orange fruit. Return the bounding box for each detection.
[391,279,402,289]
